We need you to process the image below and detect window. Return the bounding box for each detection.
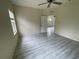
[8,10,17,35]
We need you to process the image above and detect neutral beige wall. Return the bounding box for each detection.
[0,0,18,59]
[55,0,79,41]
[42,8,56,16]
[13,5,42,36]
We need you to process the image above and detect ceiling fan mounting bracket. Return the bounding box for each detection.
[47,0,55,2]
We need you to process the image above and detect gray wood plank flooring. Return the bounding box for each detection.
[13,32,79,59]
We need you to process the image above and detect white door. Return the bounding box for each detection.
[41,16,47,32]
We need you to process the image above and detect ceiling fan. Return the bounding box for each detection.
[38,0,62,8]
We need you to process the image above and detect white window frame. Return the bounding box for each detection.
[8,10,17,35]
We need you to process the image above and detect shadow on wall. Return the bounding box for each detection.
[13,5,42,36]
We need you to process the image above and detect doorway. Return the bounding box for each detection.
[41,15,56,34]
[47,15,56,35]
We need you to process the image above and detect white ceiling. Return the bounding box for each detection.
[10,0,68,9]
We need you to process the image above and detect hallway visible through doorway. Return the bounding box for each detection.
[41,15,56,35]
[47,15,55,35]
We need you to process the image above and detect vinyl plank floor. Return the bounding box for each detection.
[13,32,79,59]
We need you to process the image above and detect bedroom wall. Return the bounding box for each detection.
[42,9,55,16]
[0,0,18,59]
[13,5,42,36]
[55,0,79,42]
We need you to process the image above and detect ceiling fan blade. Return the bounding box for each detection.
[47,3,51,8]
[53,2,62,5]
[38,2,48,6]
